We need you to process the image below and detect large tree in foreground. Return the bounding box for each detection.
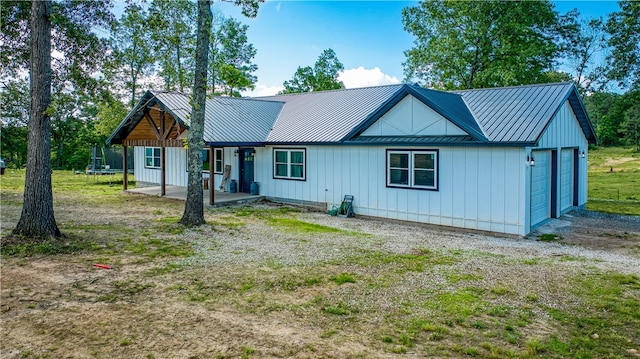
[180,0,212,226]
[4,0,113,238]
[180,0,261,226]
[12,1,60,238]
[402,0,560,89]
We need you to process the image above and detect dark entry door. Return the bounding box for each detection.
[239,148,255,193]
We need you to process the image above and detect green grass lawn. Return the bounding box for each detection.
[588,146,640,216]
[1,167,639,358]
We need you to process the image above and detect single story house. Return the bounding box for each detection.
[107,82,596,235]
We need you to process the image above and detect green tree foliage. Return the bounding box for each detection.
[281,49,345,94]
[107,3,155,108]
[49,89,107,170]
[402,0,560,89]
[0,80,30,167]
[584,92,618,131]
[620,93,640,151]
[1,1,113,84]
[1,0,115,169]
[148,0,196,93]
[2,0,114,239]
[218,63,253,97]
[584,91,640,146]
[95,95,129,141]
[557,11,609,94]
[210,15,258,96]
[606,0,640,89]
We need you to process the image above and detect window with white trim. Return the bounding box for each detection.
[387,150,438,190]
[213,148,223,173]
[145,147,161,168]
[273,148,306,180]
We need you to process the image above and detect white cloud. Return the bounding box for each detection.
[338,67,401,88]
[241,67,400,98]
[242,83,284,97]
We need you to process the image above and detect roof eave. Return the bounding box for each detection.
[531,83,598,145]
[106,90,155,146]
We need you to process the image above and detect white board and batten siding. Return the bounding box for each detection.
[254,95,530,235]
[255,145,528,235]
[361,95,467,136]
[133,147,237,189]
[535,100,588,206]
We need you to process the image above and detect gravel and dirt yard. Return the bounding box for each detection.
[1,173,639,358]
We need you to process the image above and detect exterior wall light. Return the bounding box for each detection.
[581,150,586,158]
[527,154,535,166]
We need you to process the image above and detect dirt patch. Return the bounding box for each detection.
[2,198,639,358]
[604,157,637,167]
[533,210,640,256]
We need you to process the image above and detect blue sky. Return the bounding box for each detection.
[118,0,622,96]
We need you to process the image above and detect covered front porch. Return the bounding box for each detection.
[127,186,264,207]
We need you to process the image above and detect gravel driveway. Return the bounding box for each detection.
[188,204,640,276]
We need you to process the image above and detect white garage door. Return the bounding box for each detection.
[530,150,551,227]
[560,149,574,212]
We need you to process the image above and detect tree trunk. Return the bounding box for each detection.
[13,0,61,239]
[180,0,211,226]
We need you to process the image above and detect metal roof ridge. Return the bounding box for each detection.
[453,81,573,93]
[409,84,464,98]
[254,83,405,99]
[150,89,190,96]
[207,95,286,105]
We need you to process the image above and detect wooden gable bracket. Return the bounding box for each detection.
[161,116,177,140]
[145,112,162,140]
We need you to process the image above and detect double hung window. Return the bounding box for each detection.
[273,148,306,180]
[387,150,438,190]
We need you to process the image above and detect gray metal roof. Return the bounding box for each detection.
[260,85,404,143]
[202,97,283,145]
[107,82,596,147]
[454,82,596,143]
[152,91,284,145]
[107,90,283,146]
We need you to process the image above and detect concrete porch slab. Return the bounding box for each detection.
[126,185,264,207]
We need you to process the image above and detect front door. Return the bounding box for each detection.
[239,148,254,193]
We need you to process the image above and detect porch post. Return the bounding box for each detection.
[161,146,166,196]
[122,144,128,190]
[160,111,166,196]
[209,145,215,206]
